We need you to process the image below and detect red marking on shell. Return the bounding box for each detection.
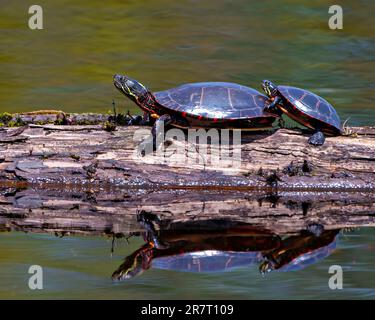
[259,118,270,124]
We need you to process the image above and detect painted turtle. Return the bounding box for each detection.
[113,75,279,146]
[261,80,342,146]
[259,229,340,274]
[112,216,281,280]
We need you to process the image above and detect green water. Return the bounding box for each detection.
[0,0,374,299]
[1,0,374,126]
[0,228,374,299]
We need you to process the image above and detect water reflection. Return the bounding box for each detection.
[112,211,340,281]
[0,184,373,293]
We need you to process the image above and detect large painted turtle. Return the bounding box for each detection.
[259,229,340,274]
[113,75,279,146]
[261,80,342,146]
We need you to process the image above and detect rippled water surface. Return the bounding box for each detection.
[0,0,374,299]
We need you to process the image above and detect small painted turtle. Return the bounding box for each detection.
[259,229,339,274]
[261,80,342,146]
[114,75,279,146]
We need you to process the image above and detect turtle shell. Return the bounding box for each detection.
[277,86,342,135]
[154,82,278,128]
[152,250,263,273]
[278,235,338,272]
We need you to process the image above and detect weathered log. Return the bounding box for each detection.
[0,186,374,236]
[1,112,373,243]
[0,115,374,190]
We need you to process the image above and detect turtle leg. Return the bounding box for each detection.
[266,96,282,112]
[308,131,325,146]
[126,110,142,125]
[140,112,153,125]
[137,211,167,249]
[152,114,173,150]
[139,114,173,156]
[278,115,285,128]
[259,258,275,276]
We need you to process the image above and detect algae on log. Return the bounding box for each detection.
[0,120,374,190]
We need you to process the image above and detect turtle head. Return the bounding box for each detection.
[111,258,143,281]
[259,257,276,276]
[111,245,152,281]
[262,80,278,98]
[113,74,150,103]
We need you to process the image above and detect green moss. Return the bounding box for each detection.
[0,112,12,123]
[54,118,65,125]
[7,117,26,127]
[102,121,117,132]
[35,120,54,125]
[7,121,17,127]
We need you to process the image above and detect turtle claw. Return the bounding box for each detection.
[259,260,274,276]
[308,131,325,146]
[306,223,324,237]
[278,117,285,129]
[137,210,161,224]
[128,115,142,125]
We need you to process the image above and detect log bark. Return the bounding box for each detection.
[0,114,374,190]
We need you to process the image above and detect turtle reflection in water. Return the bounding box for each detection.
[259,228,339,274]
[112,212,340,280]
